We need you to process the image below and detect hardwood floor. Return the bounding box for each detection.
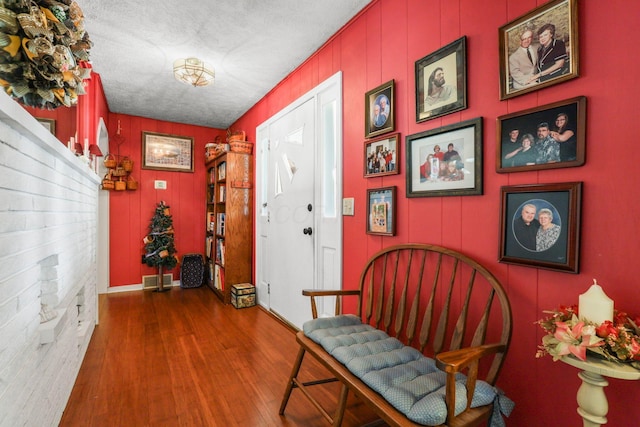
[60,286,380,426]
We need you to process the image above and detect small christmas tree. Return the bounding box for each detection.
[143,201,178,292]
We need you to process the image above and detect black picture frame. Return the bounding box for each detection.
[496,96,586,173]
[499,182,582,273]
[406,117,482,198]
[366,186,396,236]
[364,133,400,178]
[365,80,394,138]
[499,0,579,100]
[415,36,467,123]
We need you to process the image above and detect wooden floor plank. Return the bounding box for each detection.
[60,287,382,426]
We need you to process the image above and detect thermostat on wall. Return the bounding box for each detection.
[154,180,167,190]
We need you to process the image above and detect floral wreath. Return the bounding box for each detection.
[0,0,92,109]
[536,304,640,369]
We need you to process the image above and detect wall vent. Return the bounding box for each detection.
[142,274,173,290]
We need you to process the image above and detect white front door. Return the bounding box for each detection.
[267,99,316,328]
[256,72,342,329]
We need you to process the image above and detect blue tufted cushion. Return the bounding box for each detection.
[302,315,501,426]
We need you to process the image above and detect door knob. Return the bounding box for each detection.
[303,227,313,235]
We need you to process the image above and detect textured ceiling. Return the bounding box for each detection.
[75,0,371,129]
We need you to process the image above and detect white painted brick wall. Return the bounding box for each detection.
[0,95,100,427]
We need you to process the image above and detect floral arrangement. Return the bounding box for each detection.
[536,304,640,369]
[0,0,92,109]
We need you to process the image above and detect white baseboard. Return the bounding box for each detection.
[104,281,179,294]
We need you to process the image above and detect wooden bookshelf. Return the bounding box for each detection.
[204,151,253,303]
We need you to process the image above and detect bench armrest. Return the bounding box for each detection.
[301,289,361,319]
[436,343,507,424]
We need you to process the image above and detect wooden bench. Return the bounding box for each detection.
[279,243,513,426]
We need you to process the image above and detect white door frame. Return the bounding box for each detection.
[255,72,343,324]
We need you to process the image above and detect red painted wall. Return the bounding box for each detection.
[231,1,639,425]
[23,103,77,146]
[105,113,225,287]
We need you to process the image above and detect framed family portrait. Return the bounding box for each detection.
[36,118,56,135]
[365,80,394,138]
[364,133,399,178]
[499,182,582,273]
[366,186,396,236]
[496,96,586,173]
[142,131,195,172]
[406,117,482,198]
[499,0,579,100]
[415,36,467,123]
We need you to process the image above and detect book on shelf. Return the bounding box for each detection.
[208,260,214,282]
[214,264,224,290]
[216,212,226,236]
[219,185,226,203]
[217,162,226,180]
[205,236,215,258]
[216,238,226,266]
[207,212,215,232]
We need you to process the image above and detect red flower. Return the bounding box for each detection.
[614,311,628,325]
[596,321,614,338]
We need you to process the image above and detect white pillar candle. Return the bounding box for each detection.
[578,280,614,325]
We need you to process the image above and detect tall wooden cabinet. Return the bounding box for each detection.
[205,151,252,303]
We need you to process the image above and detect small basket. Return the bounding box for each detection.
[121,156,133,172]
[114,178,126,191]
[126,175,138,190]
[205,143,217,161]
[112,166,127,177]
[230,141,253,154]
[101,172,114,190]
[227,130,246,143]
[104,154,117,169]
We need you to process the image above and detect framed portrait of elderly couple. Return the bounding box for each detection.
[499,182,582,273]
[499,0,579,100]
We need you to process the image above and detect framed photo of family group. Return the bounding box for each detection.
[499,0,579,100]
[415,36,467,123]
[364,133,399,178]
[499,182,582,273]
[406,117,482,198]
[496,96,586,173]
[365,80,395,138]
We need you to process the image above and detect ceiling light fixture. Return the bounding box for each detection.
[173,57,215,87]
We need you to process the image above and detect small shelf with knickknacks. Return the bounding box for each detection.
[204,133,253,304]
[101,153,137,191]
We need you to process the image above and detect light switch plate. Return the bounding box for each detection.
[154,180,167,190]
[342,197,354,216]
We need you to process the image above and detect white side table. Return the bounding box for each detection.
[561,354,640,426]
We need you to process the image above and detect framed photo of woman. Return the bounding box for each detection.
[499,182,582,273]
